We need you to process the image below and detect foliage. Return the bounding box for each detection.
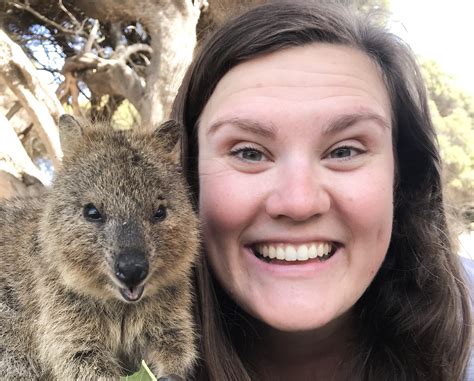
[120,361,157,381]
[112,100,140,130]
[356,0,391,13]
[1,0,151,128]
[420,59,474,216]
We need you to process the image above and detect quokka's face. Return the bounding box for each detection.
[41,129,199,303]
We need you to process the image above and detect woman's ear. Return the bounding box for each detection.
[58,114,83,155]
[153,119,182,164]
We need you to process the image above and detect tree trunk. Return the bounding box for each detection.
[0,29,64,167]
[0,113,48,184]
[74,0,203,130]
[140,1,201,129]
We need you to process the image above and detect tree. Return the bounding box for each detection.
[0,0,219,192]
[420,59,474,215]
[2,0,209,127]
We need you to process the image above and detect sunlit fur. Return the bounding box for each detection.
[0,118,199,379]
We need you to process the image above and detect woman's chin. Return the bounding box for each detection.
[253,308,354,340]
[246,303,345,333]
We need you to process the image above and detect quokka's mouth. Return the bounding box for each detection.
[119,285,145,302]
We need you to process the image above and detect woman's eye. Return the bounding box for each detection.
[230,147,266,162]
[329,146,362,160]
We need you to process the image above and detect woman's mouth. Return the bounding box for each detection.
[251,242,338,264]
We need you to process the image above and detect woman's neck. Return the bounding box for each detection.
[245,312,355,381]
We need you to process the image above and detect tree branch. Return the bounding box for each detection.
[0,113,47,185]
[114,43,152,63]
[6,101,22,120]
[83,19,99,53]
[58,0,82,29]
[0,29,64,167]
[9,1,86,37]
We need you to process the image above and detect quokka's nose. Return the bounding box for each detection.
[115,249,149,287]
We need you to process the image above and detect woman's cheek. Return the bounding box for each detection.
[337,160,394,216]
[341,168,394,266]
[199,169,254,233]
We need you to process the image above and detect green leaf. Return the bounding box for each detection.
[120,360,157,381]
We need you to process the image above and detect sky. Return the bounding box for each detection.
[389,0,474,96]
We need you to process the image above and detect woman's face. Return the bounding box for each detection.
[198,43,394,332]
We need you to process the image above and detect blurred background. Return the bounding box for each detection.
[0,0,471,253]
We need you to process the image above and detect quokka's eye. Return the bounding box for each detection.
[83,203,104,222]
[153,205,167,222]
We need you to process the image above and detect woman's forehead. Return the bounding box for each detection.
[200,43,392,126]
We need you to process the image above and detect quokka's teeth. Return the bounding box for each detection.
[256,242,333,262]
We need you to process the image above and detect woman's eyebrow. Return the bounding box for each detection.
[206,117,277,139]
[205,112,389,137]
[322,111,390,135]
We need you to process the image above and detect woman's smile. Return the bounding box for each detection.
[253,241,336,262]
[244,241,344,279]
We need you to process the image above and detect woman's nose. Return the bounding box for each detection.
[265,164,331,221]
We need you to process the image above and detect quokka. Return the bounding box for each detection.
[0,115,199,380]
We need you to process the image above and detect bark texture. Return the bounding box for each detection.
[74,0,204,129]
[0,29,64,167]
[0,113,48,185]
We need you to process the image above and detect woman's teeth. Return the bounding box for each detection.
[254,242,334,262]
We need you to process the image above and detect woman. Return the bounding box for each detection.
[171,1,472,380]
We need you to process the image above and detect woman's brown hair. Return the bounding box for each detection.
[172,1,472,379]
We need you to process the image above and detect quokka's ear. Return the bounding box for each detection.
[153,119,182,164]
[58,114,83,154]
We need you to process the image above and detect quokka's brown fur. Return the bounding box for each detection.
[0,115,199,380]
